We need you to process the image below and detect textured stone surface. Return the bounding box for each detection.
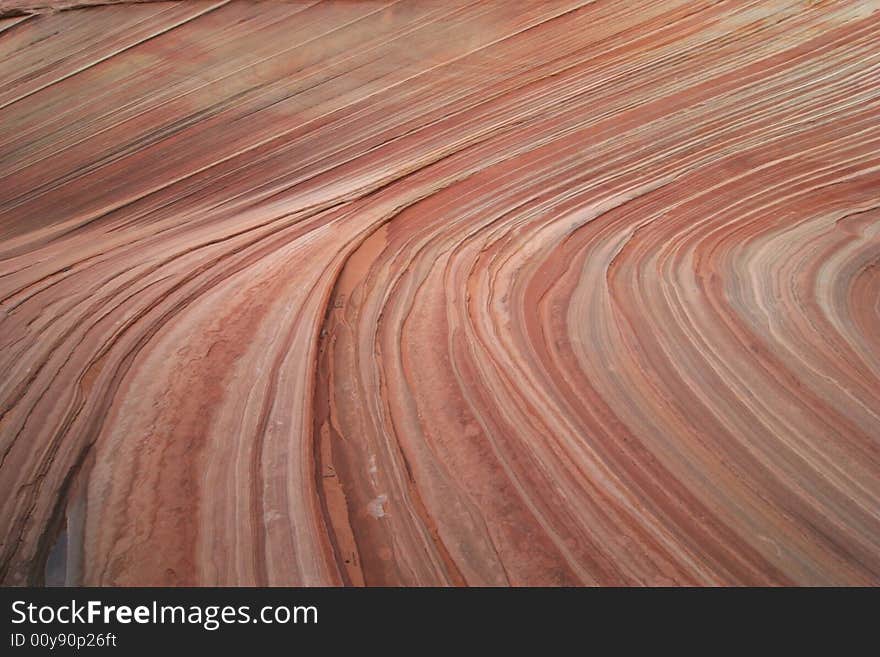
[0,0,878,586]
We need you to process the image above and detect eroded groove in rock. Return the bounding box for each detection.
[0,0,878,586]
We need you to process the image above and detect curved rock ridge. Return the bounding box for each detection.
[0,0,878,586]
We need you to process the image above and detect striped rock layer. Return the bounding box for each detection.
[0,1,878,586]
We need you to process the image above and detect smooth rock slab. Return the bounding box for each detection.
[0,0,878,586]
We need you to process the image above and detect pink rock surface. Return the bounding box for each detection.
[0,0,878,585]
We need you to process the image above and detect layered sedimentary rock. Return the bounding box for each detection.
[1,0,879,586]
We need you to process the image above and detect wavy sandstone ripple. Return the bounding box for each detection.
[0,0,878,586]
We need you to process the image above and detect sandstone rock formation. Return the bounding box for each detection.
[1,0,878,586]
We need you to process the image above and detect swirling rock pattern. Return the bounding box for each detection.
[0,0,878,586]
